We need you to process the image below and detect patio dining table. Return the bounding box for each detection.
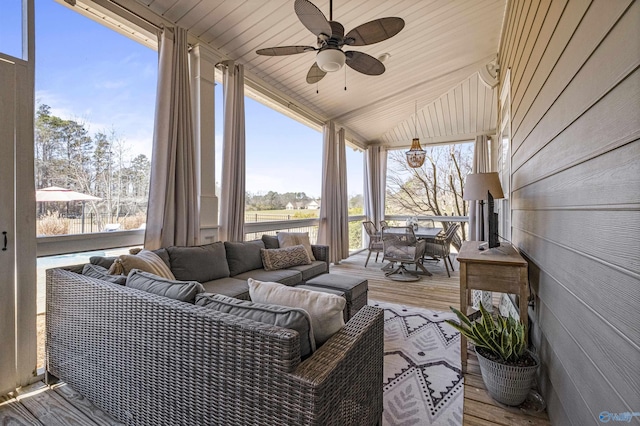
[413,227,443,240]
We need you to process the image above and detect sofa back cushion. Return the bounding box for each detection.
[248,278,345,346]
[261,234,280,249]
[196,293,316,357]
[167,242,230,283]
[224,240,265,276]
[126,269,204,303]
[82,264,127,285]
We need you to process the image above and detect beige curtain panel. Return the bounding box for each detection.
[219,61,246,242]
[364,145,387,229]
[145,26,200,250]
[318,123,349,264]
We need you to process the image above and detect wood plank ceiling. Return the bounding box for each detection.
[133,0,506,148]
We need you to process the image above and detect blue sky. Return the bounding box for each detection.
[24,0,363,199]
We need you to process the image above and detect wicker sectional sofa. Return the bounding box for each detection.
[45,237,384,425]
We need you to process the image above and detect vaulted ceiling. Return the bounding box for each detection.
[114,0,506,148]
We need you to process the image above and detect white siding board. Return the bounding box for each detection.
[501,1,640,423]
[511,0,552,97]
[513,0,635,156]
[511,0,543,84]
[513,226,640,345]
[511,0,590,141]
[512,71,640,186]
[512,141,640,210]
[513,208,640,280]
[510,0,569,121]
[512,78,640,190]
[534,299,636,424]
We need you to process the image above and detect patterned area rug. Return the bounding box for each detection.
[372,301,463,426]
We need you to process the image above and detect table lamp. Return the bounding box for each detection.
[463,172,504,241]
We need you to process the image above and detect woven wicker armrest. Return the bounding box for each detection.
[287,305,384,425]
[311,244,330,269]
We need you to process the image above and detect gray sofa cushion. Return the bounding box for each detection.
[261,234,280,249]
[224,240,265,276]
[233,268,302,287]
[200,277,250,300]
[126,269,204,303]
[152,248,171,268]
[82,264,127,285]
[90,256,117,269]
[167,242,230,282]
[195,294,316,358]
[287,261,328,281]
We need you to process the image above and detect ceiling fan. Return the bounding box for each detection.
[256,0,405,84]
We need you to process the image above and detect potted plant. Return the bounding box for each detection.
[446,304,538,406]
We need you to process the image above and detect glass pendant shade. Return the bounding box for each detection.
[406,138,426,168]
[316,49,346,72]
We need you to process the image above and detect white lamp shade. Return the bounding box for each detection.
[463,172,504,200]
[316,49,345,72]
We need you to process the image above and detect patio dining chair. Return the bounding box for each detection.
[423,223,459,277]
[381,226,428,281]
[362,221,384,267]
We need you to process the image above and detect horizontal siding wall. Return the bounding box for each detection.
[499,0,640,424]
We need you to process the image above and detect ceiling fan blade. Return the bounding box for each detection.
[294,0,332,37]
[345,51,385,75]
[306,62,327,84]
[256,46,316,56]
[344,17,405,46]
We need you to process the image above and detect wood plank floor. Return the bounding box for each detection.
[1,251,550,425]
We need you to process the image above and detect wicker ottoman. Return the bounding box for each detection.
[300,275,368,321]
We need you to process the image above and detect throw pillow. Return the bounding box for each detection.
[196,293,316,358]
[261,234,280,249]
[126,269,204,303]
[261,245,311,271]
[82,264,127,285]
[107,249,176,280]
[224,240,265,276]
[167,242,230,283]
[277,232,315,260]
[248,278,345,345]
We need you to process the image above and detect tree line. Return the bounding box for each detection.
[35,104,150,229]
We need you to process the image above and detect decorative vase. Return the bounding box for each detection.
[475,348,539,406]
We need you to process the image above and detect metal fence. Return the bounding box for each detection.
[36,212,146,236]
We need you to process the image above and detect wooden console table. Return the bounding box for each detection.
[457,240,529,370]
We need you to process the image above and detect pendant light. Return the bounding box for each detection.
[405,101,426,168]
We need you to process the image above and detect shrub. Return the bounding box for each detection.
[37,212,70,235]
[118,213,146,230]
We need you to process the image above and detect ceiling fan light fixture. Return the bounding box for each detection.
[316,49,345,72]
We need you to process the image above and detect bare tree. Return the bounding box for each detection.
[386,143,474,245]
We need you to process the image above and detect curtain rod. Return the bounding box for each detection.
[102,0,164,33]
